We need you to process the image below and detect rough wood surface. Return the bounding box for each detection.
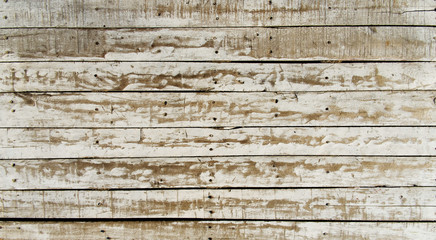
[1,127,434,159]
[2,157,435,190]
[3,221,436,240]
[2,0,435,27]
[1,27,435,62]
[1,221,436,240]
[2,91,435,127]
[1,188,436,220]
[1,62,435,92]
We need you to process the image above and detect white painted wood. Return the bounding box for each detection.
[2,221,435,240]
[1,27,435,61]
[1,157,435,189]
[1,0,435,27]
[2,62,435,92]
[1,188,435,220]
[0,127,434,159]
[2,91,435,127]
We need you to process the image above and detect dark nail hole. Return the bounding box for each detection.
[208,225,212,228]
[327,41,331,44]
[11,109,15,112]
[213,117,217,121]
[209,134,213,137]
[214,81,218,84]
[209,210,214,214]
[212,101,215,104]
[209,179,213,182]
[160,179,163,182]
[256,33,259,36]
[208,238,212,240]
[95,42,99,45]
[209,148,213,151]
[12,163,15,167]
[4,36,8,40]
[103,25,106,28]
[9,100,13,103]
[106,237,111,240]
[12,178,16,182]
[164,101,168,105]
[158,13,161,16]
[325,76,329,79]
[270,50,273,54]
[96,171,101,175]
[325,107,329,111]
[4,16,7,19]
[110,121,114,124]
[323,232,327,235]
[269,0,272,4]
[275,99,278,103]
[216,17,219,20]
[325,203,329,206]
[215,50,218,54]
[326,170,330,173]
[95,140,99,144]
[101,230,105,233]
[274,113,279,117]
[97,202,102,206]
[328,6,331,9]
[208,195,212,199]
[270,36,273,40]
[163,112,167,116]
[95,108,99,111]
[94,74,98,77]
[270,16,273,19]
[213,2,216,5]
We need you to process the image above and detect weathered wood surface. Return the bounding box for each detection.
[2,157,435,190]
[1,62,436,92]
[1,27,435,62]
[2,221,436,240]
[1,127,434,159]
[2,0,436,28]
[1,221,435,240]
[1,188,436,220]
[2,91,435,127]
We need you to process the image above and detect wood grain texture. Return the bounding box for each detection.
[2,188,436,220]
[1,0,435,27]
[1,221,436,240]
[2,157,436,190]
[1,27,435,62]
[1,127,434,159]
[2,91,435,127]
[1,62,435,92]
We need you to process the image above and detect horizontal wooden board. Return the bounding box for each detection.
[2,91,435,127]
[1,188,436,220]
[1,62,436,92]
[1,27,435,61]
[2,156,436,190]
[1,127,434,159]
[1,221,435,240]
[1,0,435,27]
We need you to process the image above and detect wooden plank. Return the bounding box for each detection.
[2,91,435,127]
[1,27,435,62]
[2,156,436,190]
[1,188,436,220]
[1,62,436,92]
[1,221,435,240]
[1,0,435,27]
[0,127,434,159]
